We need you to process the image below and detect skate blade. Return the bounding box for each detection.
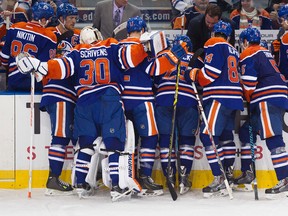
[179,184,190,195]
[75,188,95,199]
[232,183,253,192]
[203,189,228,198]
[137,189,164,197]
[45,189,74,196]
[265,191,288,200]
[111,189,132,202]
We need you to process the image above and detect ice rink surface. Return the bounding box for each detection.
[1,188,287,216]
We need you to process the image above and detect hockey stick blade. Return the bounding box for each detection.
[112,21,127,38]
[166,180,177,201]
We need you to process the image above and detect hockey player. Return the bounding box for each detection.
[186,20,243,198]
[0,2,56,91]
[238,27,288,198]
[40,3,80,196]
[154,35,203,195]
[119,16,163,196]
[277,4,288,82]
[16,27,189,201]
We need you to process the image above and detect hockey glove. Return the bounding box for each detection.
[171,41,188,61]
[185,68,199,82]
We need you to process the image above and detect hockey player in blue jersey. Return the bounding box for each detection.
[186,20,243,198]
[120,16,163,196]
[40,3,80,196]
[238,27,288,198]
[0,2,56,91]
[154,35,204,195]
[16,25,189,201]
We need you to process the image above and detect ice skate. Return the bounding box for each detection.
[232,170,254,192]
[137,175,164,197]
[45,175,74,196]
[110,185,132,202]
[265,177,288,199]
[75,182,95,199]
[179,167,192,195]
[202,175,228,198]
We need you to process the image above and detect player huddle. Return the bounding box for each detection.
[1,1,288,202]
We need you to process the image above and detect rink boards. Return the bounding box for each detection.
[0,92,287,189]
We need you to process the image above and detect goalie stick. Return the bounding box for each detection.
[189,48,233,199]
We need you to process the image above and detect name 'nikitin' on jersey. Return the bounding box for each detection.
[240,45,288,110]
[197,37,243,111]
[0,21,57,90]
[154,52,204,107]
[45,38,148,105]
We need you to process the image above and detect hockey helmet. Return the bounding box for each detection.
[213,20,232,38]
[127,16,147,34]
[278,4,288,19]
[239,28,249,44]
[80,26,103,44]
[17,0,32,6]
[172,35,193,52]
[260,40,268,49]
[245,27,261,43]
[31,2,54,21]
[56,3,78,19]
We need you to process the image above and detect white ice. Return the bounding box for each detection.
[1,188,287,216]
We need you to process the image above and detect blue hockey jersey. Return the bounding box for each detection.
[0,21,57,91]
[45,38,148,105]
[240,44,288,110]
[279,31,288,82]
[197,37,243,111]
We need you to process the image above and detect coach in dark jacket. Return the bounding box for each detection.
[186,4,235,53]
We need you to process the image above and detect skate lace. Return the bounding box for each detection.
[58,178,70,187]
[272,178,287,189]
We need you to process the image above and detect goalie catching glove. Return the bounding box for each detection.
[16,53,48,82]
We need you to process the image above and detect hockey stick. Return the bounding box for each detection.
[112,21,127,38]
[191,81,233,199]
[247,103,259,200]
[28,63,35,198]
[166,62,181,201]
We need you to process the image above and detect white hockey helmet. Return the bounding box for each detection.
[80,26,103,44]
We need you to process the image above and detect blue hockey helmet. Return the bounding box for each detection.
[172,35,193,52]
[278,4,288,19]
[56,3,78,19]
[260,40,268,49]
[127,16,147,34]
[31,2,54,21]
[239,28,248,44]
[245,27,261,43]
[213,20,232,37]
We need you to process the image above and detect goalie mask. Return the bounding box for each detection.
[80,26,103,44]
[172,35,192,52]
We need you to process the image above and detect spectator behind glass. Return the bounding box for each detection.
[230,0,272,29]
[186,4,235,54]
[265,0,288,29]
[93,0,141,40]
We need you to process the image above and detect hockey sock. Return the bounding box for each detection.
[204,145,223,176]
[178,135,195,173]
[160,147,176,177]
[75,147,94,184]
[267,136,288,180]
[108,153,120,186]
[48,137,70,176]
[219,130,236,169]
[139,135,158,177]
[240,143,252,172]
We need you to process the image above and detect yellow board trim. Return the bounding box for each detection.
[0,170,279,189]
